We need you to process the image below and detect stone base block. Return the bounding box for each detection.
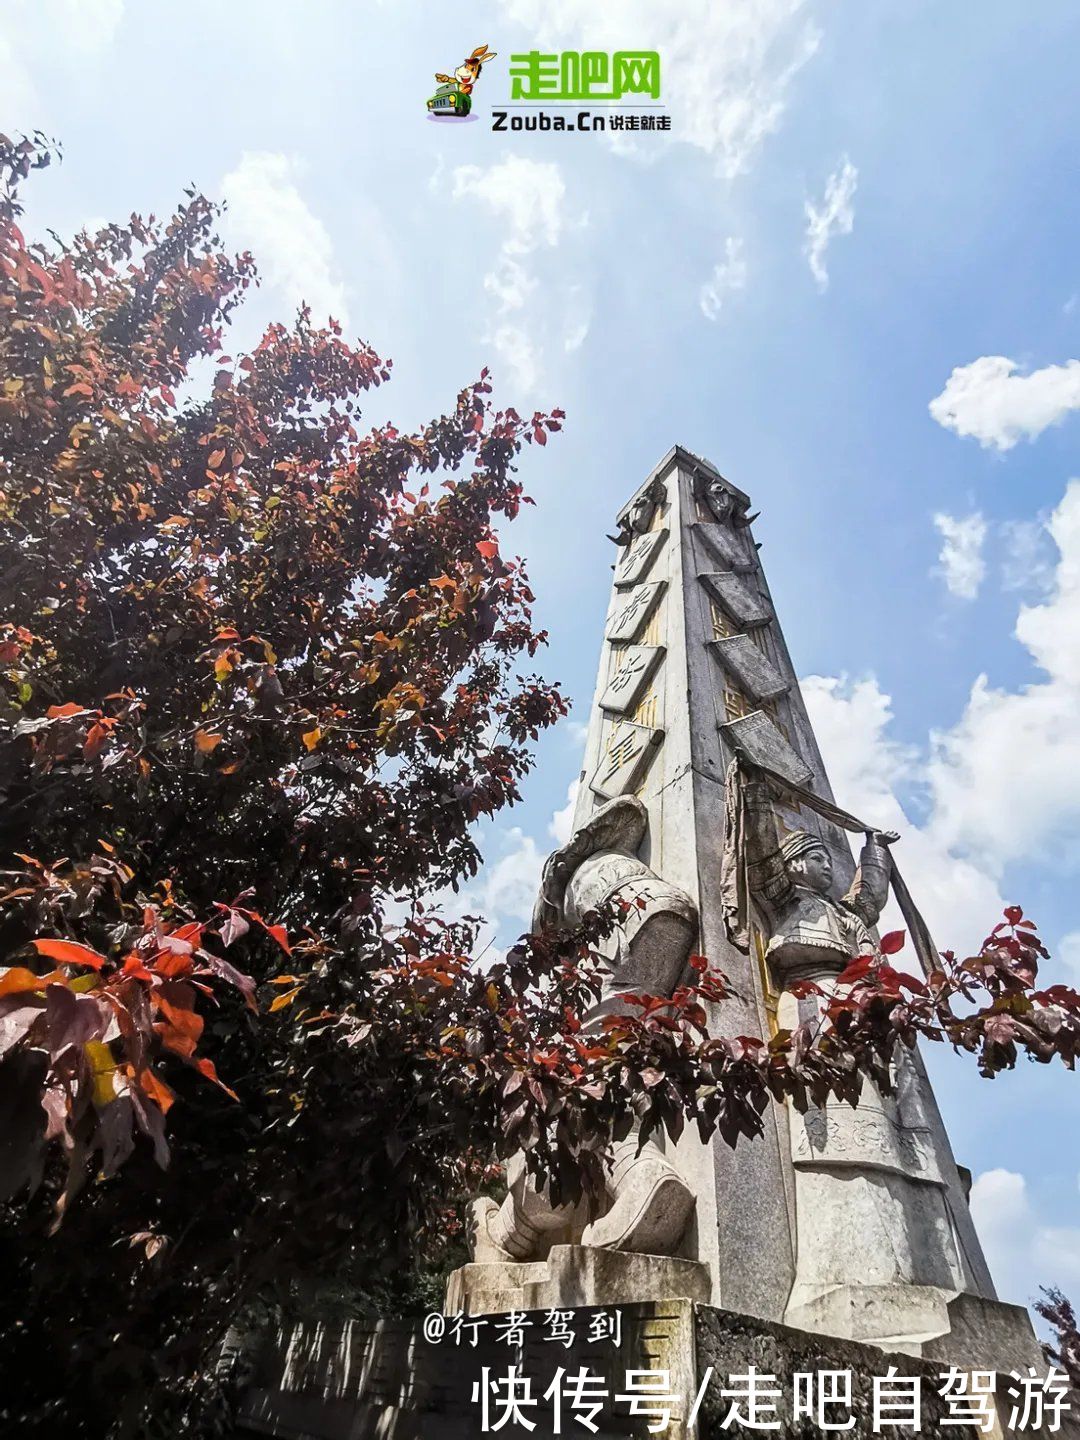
[785,1282,1044,1367]
[445,1242,712,1316]
[924,1291,1048,1370]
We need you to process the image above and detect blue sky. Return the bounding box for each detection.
[6,0,1079,1320]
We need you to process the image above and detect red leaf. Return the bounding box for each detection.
[879,930,906,955]
[32,938,108,970]
[1004,905,1023,926]
[836,955,874,985]
[476,540,499,559]
[195,1056,239,1101]
[84,722,110,759]
[265,923,291,956]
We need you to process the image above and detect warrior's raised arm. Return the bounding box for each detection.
[840,828,898,928]
[743,775,796,910]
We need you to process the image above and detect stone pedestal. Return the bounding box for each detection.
[446,1243,712,1316]
[237,1298,1073,1439]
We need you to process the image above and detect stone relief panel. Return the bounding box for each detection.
[695,521,753,574]
[699,572,770,629]
[709,634,789,703]
[614,529,667,589]
[791,1103,945,1185]
[589,720,663,800]
[605,581,666,643]
[599,646,666,716]
[720,710,813,787]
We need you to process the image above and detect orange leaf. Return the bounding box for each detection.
[154,995,204,1042]
[0,966,49,997]
[32,938,108,970]
[195,1056,238,1100]
[84,722,110,759]
[266,923,291,956]
[122,954,155,982]
[154,949,194,978]
[302,727,321,751]
[269,986,300,1012]
[45,702,84,718]
[138,1067,175,1114]
[207,448,226,469]
[194,728,223,753]
[476,540,498,559]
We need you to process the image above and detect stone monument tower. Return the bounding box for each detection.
[454,444,1042,1369]
[242,447,1059,1438]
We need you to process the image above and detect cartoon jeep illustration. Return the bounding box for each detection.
[427,82,472,117]
[426,44,496,117]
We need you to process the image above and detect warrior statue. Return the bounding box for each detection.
[723,760,995,1335]
[742,774,900,978]
[471,795,700,1262]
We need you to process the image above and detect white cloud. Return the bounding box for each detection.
[805,479,1080,958]
[452,156,567,254]
[1000,516,1056,595]
[970,1168,1080,1308]
[699,237,748,322]
[488,324,541,397]
[503,0,821,178]
[1058,932,1080,985]
[1,0,123,115]
[221,152,349,327]
[929,356,1080,451]
[550,779,580,846]
[52,0,124,52]
[927,481,1080,870]
[804,156,858,292]
[933,511,987,600]
[801,674,1004,955]
[483,255,536,314]
[449,157,581,397]
[481,827,545,932]
[563,286,591,354]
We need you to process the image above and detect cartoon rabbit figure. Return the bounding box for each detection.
[435,43,497,96]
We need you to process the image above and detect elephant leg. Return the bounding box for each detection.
[580,1134,694,1255]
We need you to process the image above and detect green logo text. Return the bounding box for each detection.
[508,50,661,103]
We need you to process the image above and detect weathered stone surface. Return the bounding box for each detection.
[699,571,770,628]
[693,520,754,573]
[448,1245,712,1315]
[708,633,789,702]
[615,529,667,588]
[719,709,814,787]
[694,1305,979,1438]
[606,580,666,643]
[589,720,663,799]
[599,645,666,715]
